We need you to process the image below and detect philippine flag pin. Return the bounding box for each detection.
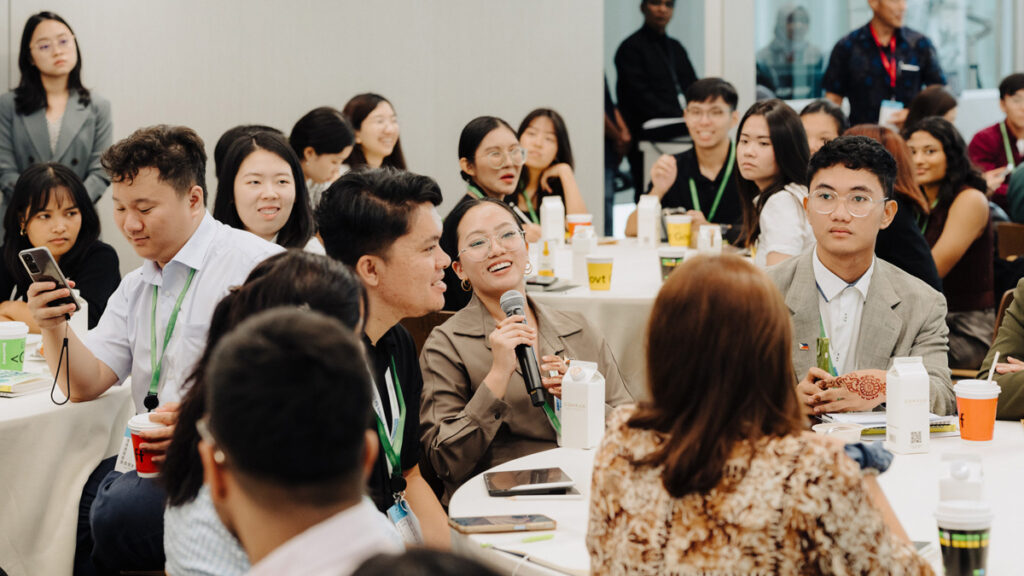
[799,343,810,351]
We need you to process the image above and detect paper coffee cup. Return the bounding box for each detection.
[935,500,992,576]
[954,380,1000,441]
[811,422,864,443]
[0,321,29,371]
[586,256,613,291]
[566,214,593,239]
[657,247,687,282]
[665,214,692,247]
[128,413,163,478]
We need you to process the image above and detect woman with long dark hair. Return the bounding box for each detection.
[735,99,812,267]
[0,162,117,330]
[906,117,993,368]
[587,255,929,574]
[161,251,366,576]
[845,124,941,291]
[341,93,406,171]
[0,11,112,207]
[514,108,587,221]
[212,131,318,252]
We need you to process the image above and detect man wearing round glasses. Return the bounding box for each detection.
[768,135,954,416]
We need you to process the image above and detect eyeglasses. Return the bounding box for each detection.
[33,36,74,54]
[457,228,526,262]
[809,190,888,218]
[685,106,729,120]
[482,147,528,170]
[195,416,228,466]
[1005,94,1024,107]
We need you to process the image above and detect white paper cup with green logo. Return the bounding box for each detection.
[0,321,29,371]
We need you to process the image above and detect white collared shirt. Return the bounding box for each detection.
[247,498,403,576]
[812,250,875,376]
[85,212,283,413]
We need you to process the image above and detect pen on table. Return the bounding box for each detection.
[480,533,555,548]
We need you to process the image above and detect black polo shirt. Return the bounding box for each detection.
[364,323,422,512]
[822,24,945,126]
[654,146,742,242]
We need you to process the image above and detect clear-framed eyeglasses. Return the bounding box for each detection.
[34,36,74,54]
[483,147,528,170]
[808,190,888,218]
[457,228,526,262]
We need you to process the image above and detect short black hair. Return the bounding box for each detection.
[807,135,896,199]
[457,116,515,184]
[213,124,282,180]
[289,107,355,158]
[999,73,1024,100]
[685,78,739,111]
[316,167,443,267]
[212,131,314,249]
[101,125,207,199]
[205,308,372,504]
[800,99,850,133]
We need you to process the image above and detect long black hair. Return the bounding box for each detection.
[213,131,314,249]
[14,12,90,115]
[514,108,574,205]
[457,115,516,194]
[903,117,987,209]
[341,93,406,170]
[3,163,100,286]
[161,250,367,506]
[736,99,810,246]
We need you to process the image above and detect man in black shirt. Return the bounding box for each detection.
[626,78,741,243]
[615,0,698,201]
[316,168,451,549]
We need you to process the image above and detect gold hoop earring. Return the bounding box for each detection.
[524,261,534,275]
[460,279,472,292]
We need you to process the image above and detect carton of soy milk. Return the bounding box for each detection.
[885,356,929,454]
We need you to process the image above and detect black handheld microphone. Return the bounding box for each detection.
[499,290,546,407]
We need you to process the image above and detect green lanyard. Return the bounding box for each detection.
[1000,121,1016,170]
[918,197,939,235]
[467,184,485,199]
[543,402,561,435]
[816,316,838,378]
[374,355,406,495]
[520,190,540,224]
[687,141,735,222]
[145,268,196,410]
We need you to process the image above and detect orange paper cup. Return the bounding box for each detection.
[954,380,1000,442]
[128,413,163,478]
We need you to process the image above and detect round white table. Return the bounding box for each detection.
[449,422,1024,575]
[0,358,134,576]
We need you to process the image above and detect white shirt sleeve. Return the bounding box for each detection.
[82,277,133,382]
[759,184,812,258]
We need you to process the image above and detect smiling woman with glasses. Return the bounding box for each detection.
[423,197,634,503]
[0,11,112,214]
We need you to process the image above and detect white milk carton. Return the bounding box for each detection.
[560,361,605,449]
[636,195,661,248]
[885,356,930,454]
[540,195,565,248]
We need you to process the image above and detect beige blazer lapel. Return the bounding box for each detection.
[854,263,903,371]
[20,107,51,161]
[53,91,88,161]
[785,253,821,377]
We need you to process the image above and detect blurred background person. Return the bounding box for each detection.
[514,108,587,223]
[969,73,1024,211]
[902,85,957,133]
[342,93,405,172]
[800,98,848,156]
[289,107,355,210]
[756,4,824,100]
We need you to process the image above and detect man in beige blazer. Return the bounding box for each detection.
[767,136,955,416]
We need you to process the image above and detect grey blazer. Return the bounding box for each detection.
[0,89,112,204]
[767,252,955,415]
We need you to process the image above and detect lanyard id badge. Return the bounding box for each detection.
[688,141,735,222]
[1000,122,1016,172]
[145,268,196,411]
[387,497,424,545]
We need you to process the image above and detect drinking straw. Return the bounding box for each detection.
[987,351,1000,383]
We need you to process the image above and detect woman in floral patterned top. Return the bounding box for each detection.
[587,255,933,575]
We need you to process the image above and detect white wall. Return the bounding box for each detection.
[4,1,604,272]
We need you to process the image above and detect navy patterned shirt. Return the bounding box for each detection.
[822,24,945,126]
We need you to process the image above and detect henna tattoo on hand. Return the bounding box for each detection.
[836,374,886,401]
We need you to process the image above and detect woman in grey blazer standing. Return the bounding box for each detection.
[0,11,112,210]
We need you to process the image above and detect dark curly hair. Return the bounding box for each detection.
[903,117,987,209]
[101,125,207,199]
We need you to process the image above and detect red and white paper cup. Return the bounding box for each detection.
[128,413,163,478]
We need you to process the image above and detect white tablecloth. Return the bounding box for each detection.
[450,423,1024,575]
[528,240,670,400]
[0,362,134,576]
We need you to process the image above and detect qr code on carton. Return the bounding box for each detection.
[911,431,922,444]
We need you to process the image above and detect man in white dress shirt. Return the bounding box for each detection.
[198,308,403,576]
[28,125,281,574]
[767,136,954,416]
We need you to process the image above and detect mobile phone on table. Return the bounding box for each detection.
[19,246,80,312]
[448,514,556,534]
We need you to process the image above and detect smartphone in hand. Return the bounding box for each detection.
[19,246,80,312]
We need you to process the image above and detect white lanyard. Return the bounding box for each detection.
[369,366,401,475]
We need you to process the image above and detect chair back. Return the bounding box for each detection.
[996,222,1024,260]
[400,310,455,355]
